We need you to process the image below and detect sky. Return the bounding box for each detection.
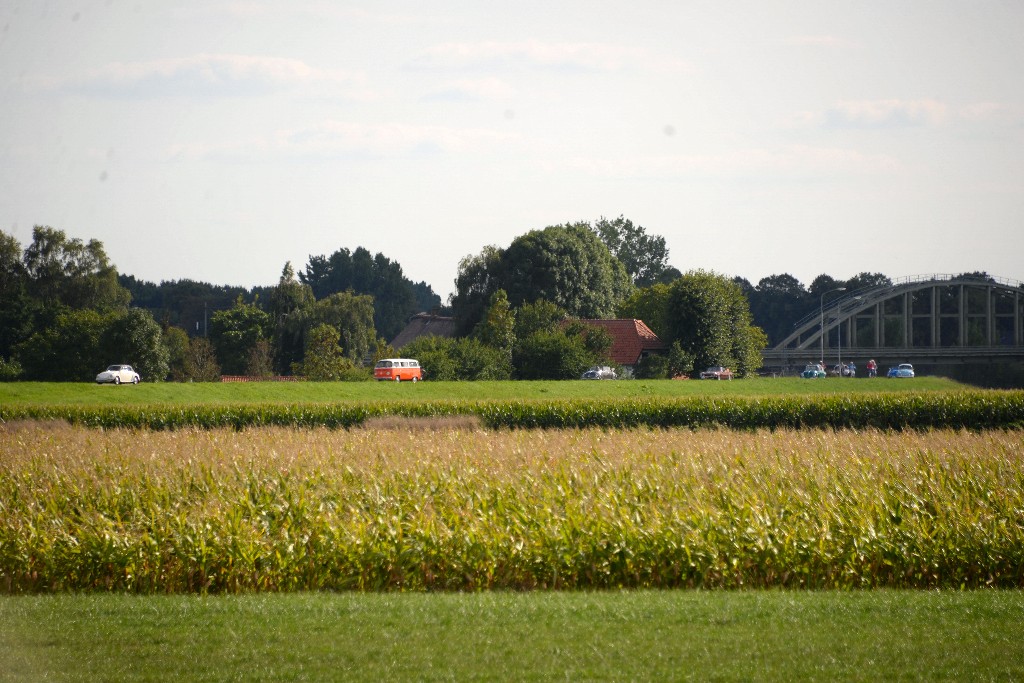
[2,1,1023,301]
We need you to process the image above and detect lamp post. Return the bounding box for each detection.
[837,295,863,375]
[821,287,847,373]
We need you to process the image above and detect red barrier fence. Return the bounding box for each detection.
[220,375,302,382]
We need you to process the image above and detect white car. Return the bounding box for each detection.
[95,364,141,385]
[581,366,617,380]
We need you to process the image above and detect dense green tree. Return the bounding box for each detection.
[120,276,249,335]
[500,223,633,317]
[732,319,768,378]
[399,335,511,381]
[22,226,130,311]
[507,299,616,379]
[370,338,396,366]
[473,289,516,361]
[183,337,221,382]
[300,246,435,341]
[451,337,513,380]
[269,262,315,323]
[748,274,810,346]
[512,299,566,340]
[957,271,996,284]
[617,283,672,339]
[592,215,673,287]
[512,329,595,380]
[269,262,316,373]
[634,352,670,379]
[16,309,107,381]
[0,231,32,360]
[411,280,444,314]
[99,308,170,381]
[451,224,632,333]
[566,320,614,360]
[295,324,357,381]
[808,274,844,301]
[208,297,272,375]
[397,335,459,381]
[313,292,377,362]
[663,271,765,376]
[0,356,21,381]
[162,326,191,381]
[666,271,737,372]
[667,340,695,378]
[845,272,893,292]
[276,290,376,374]
[246,339,275,378]
[450,245,504,336]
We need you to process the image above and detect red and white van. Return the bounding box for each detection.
[373,358,423,382]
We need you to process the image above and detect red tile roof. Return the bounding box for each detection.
[576,319,666,366]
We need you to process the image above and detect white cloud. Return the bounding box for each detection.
[28,54,375,100]
[542,145,900,178]
[171,2,420,24]
[786,35,859,49]
[414,40,691,73]
[791,98,1024,130]
[958,101,1024,124]
[166,120,519,161]
[824,99,948,128]
[423,77,517,102]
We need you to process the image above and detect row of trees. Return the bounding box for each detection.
[440,219,763,379]
[0,227,171,381]
[0,227,394,382]
[17,214,939,381]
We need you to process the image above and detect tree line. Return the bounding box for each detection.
[2,218,954,382]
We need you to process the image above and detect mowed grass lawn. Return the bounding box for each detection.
[3,591,1023,682]
[0,375,966,407]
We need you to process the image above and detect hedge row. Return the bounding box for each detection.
[3,392,1023,430]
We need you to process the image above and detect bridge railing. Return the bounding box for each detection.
[782,274,1024,346]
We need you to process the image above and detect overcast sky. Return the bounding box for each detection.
[2,1,1022,300]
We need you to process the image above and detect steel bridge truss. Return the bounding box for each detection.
[762,275,1024,368]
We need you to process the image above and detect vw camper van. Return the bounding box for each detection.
[373,358,423,382]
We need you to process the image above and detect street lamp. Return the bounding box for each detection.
[821,287,847,372]
[837,295,862,374]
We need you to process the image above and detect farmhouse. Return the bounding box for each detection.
[575,319,666,376]
[389,312,457,349]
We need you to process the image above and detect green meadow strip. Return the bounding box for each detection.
[7,392,1022,430]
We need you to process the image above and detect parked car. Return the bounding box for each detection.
[801,363,827,379]
[374,358,423,382]
[95,364,140,385]
[888,363,915,378]
[582,366,617,380]
[700,366,733,380]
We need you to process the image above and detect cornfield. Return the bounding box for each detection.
[1,421,1022,592]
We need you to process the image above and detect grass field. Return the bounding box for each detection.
[0,375,967,407]
[2,379,1020,680]
[3,590,1023,682]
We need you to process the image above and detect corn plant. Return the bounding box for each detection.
[3,423,1023,592]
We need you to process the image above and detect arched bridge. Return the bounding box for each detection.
[761,274,1024,372]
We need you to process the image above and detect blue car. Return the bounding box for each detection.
[801,363,827,379]
[887,363,915,378]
